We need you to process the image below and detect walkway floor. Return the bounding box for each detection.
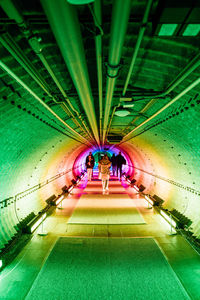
[0,176,200,299]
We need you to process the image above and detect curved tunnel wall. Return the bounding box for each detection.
[126,101,200,237]
[1,92,200,248]
[0,0,200,253]
[0,92,87,248]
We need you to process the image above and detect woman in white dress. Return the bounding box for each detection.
[98,154,111,194]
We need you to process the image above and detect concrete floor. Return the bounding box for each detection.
[0,177,200,300]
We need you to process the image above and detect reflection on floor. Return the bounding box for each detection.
[0,176,200,300]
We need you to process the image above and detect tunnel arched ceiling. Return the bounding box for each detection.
[0,0,200,246]
[1,0,200,146]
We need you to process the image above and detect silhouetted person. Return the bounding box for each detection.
[98,154,111,194]
[111,154,117,176]
[85,152,95,181]
[116,151,126,179]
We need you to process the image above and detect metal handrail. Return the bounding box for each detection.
[127,164,200,195]
[0,164,84,206]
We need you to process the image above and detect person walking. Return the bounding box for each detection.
[116,151,126,180]
[111,154,117,176]
[98,154,111,194]
[85,152,95,181]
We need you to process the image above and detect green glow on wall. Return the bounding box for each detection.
[158,24,178,36]
[182,24,200,36]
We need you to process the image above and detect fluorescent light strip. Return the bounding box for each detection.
[160,210,177,228]
[158,24,178,36]
[68,186,74,193]
[56,195,64,206]
[133,185,139,191]
[145,195,154,206]
[127,179,131,183]
[0,259,2,268]
[182,24,200,36]
[81,172,86,178]
[123,103,134,108]
[30,213,47,233]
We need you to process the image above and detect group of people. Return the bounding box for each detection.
[110,153,126,178]
[85,151,126,194]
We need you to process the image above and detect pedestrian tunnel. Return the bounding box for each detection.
[0,139,199,253]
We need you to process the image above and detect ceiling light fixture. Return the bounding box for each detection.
[182,24,200,36]
[114,109,130,117]
[119,97,132,102]
[158,24,178,36]
[122,103,134,108]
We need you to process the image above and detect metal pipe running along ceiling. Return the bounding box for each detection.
[0,0,94,142]
[102,0,131,144]
[0,32,91,141]
[121,76,200,144]
[0,60,92,146]
[94,0,103,143]
[41,0,100,146]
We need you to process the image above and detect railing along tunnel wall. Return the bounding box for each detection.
[126,114,200,238]
[0,118,86,251]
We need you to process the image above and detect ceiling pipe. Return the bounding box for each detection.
[0,0,24,25]
[122,0,153,97]
[0,34,94,144]
[102,0,131,144]
[0,60,93,146]
[117,0,200,138]
[41,0,100,146]
[106,103,120,137]
[120,76,200,143]
[122,99,157,134]
[119,0,200,130]
[106,97,161,137]
[0,0,94,143]
[137,52,200,100]
[105,3,200,147]
[104,49,200,102]
[0,33,48,93]
[0,33,71,121]
[93,0,103,144]
[31,47,94,142]
[120,52,200,136]
[163,53,200,96]
[122,47,200,101]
